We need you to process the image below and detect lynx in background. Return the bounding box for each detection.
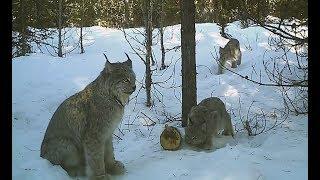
[40,53,136,180]
[218,38,242,74]
[185,97,234,150]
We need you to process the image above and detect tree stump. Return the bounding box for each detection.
[160,124,182,151]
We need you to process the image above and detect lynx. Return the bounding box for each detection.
[40,53,136,180]
[218,38,242,74]
[184,97,234,150]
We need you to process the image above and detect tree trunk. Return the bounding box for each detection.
[123,0,130,28]
[57,0,63,57]
[80,26,84,53]
[149,1,155,66]
[80,0,84,54]
[160,0,166,70]
[159,26,166,70]
[181,0,197,127]
[17,0,31,56]
[145,0,152,107]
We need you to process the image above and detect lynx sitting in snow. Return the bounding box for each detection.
[40,54,136,180]
[218,38,242,74]
[184,97,234,150]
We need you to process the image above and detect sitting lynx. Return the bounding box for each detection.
[184,97,234,150]
[40,53,136,180]
[218,38,242,74]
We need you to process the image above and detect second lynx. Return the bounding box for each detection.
[218,38,242,74]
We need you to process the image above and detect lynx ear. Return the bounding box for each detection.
[124,53,132,68]
[103,53,113,72]
[103,53,109,61]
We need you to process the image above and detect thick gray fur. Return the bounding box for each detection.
[218,38,242,74]
[40,54,136,180]
[184,97,234,150]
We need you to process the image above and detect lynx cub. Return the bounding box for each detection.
[185,97,234,150]
[40,54,136,180]
[218,38,242,74]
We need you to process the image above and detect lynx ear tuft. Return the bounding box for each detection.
[103,53,109,61]
[124,53,132,67]
[125,52,130,60]
[103,53,113,72]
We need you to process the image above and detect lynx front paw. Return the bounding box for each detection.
[202,143,213,150]
[201,139,213,150]
[107,160,126,175]
[89,174,111,180]
[66,166,86,177]
[222,130,233,137]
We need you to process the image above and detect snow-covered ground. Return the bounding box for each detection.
[13,22,307,180]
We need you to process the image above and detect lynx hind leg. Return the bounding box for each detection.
[217,58,225,75]
[41,138,86,177]
[231,60,237,68]
[217,66,223,74]
[217,66,223,75]
[222,114,235,137]
[237,54,241,65]
[236,46,242,65]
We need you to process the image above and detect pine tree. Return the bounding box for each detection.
[181,0,197,127]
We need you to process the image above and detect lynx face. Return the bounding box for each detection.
[105,58,136,97]
[218,38,241,74]
[185,106,210,145]
[185,126,206,145]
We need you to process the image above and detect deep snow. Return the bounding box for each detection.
[13,21,307,180]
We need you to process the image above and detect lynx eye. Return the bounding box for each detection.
[123,78,130,83]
